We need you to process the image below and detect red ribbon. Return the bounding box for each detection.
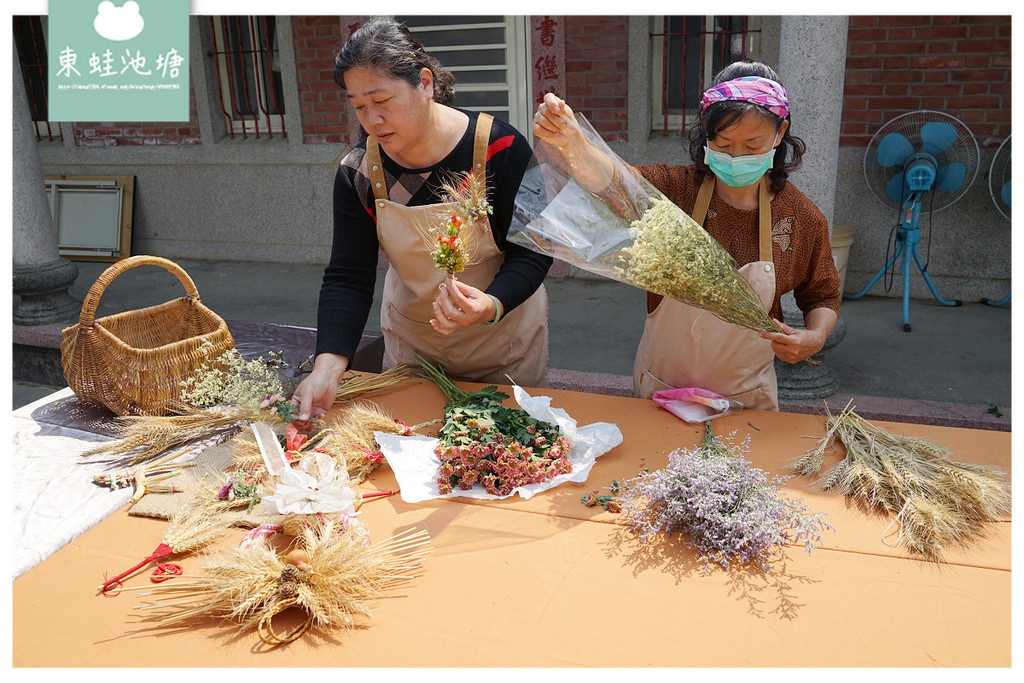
[150,563,183,583]
[285,423,309,451]
[354,443,384,464]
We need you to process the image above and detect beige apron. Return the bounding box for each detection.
[366,113,550,387]
[632,175,778,410]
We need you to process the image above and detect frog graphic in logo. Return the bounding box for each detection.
[93,1,145,41]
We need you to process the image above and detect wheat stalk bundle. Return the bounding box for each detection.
[82,366,411,468]
[335,363,412,402]
[793,401,1010,561]
[82,404,272,466]
[134,516,431,646]
[231,401,436,486]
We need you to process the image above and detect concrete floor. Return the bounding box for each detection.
[12,258,1012,429]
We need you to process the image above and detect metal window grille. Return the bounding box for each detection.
[395,15,532,135]
[652,16,761,136]
[13,15,61,141]
[209,16,285,139]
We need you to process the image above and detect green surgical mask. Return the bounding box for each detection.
[703,137,781,188]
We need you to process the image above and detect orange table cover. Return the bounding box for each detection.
[12,379,1011,667]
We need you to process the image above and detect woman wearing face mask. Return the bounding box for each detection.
[533,60,840,410]
[292,19,552,424]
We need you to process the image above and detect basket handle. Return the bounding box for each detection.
[77,255,202,327]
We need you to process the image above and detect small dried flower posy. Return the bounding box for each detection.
[425,170,492,277]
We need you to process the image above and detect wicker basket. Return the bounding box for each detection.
[60,255,235,416]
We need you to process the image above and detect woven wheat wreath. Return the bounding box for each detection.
[134,514,431,646]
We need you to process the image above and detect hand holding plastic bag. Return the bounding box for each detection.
[510,111,781,334]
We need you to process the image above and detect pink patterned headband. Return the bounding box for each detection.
[700,76,790,118]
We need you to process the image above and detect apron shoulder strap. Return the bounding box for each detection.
[366,137,387,201]
[758,176,772,262]
[472,112,494,178]
[692,174,716,224]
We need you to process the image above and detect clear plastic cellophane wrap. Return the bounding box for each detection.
[509,112,780,334]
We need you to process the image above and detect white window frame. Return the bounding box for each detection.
[210,16,285,137]
[650,15,762,133]
[389,15,533,137]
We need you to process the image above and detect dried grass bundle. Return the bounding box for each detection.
[99,492,236,594]
[335,363,412,402]
[794,402,1010,561]
[135,516,431,646]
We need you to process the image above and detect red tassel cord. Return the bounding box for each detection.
[99,542,175,596]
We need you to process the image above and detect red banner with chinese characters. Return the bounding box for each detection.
[530,16,565,106]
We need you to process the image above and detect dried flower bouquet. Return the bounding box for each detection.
[617,421,831,573]
[422,170,493,276]
[416,355,572,497]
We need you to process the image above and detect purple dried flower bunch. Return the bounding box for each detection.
[618,421,832,573]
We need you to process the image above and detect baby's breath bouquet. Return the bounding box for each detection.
[510,113,781,333]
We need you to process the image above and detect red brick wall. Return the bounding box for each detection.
[841,15,1011,147]
[293,16,349,145]
[73,121,200,147]
[563,16,630,142]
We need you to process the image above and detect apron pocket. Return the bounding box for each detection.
[726,384,775,411]
[635,367,675,398]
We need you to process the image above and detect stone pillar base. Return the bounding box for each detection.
[775,311,847,401]
[12,258,81,325]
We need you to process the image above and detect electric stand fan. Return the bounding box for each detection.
[845,110,979,331]
[981,134,1010,307]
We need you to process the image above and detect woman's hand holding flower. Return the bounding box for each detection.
[430,278,496,335]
